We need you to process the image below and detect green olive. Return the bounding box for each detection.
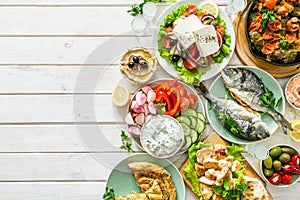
[273,160,282,171]
[279,153,291,163]
[270,146,282,158]
[282,147,297,155]
[263,156,273,169]
[263,168,274,177]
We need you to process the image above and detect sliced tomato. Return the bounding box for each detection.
[261,42,276,54]
[171,78,179,87]
[188,43,199,58]
[183,59,197,72]
[285,34,296,43]
[198,12,205,21]
[187,93,198,109]
[179,97,190,111]
[287,18,300,32]
[277,5,289,15]
[163,38,172,49]
[166,26,173,33]
[215,25,226,37]
[216,31,222,44]
[263,0,276,9]
[184,5,198,17]
[267,20,281,32]
[176,84,187,97]
[262,32,273,40]
[249,18,262,32]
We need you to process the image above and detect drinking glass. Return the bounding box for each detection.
[244,143,269,160]
[131,16,147,36]
[142,2,158,22]
[225,0,247,15]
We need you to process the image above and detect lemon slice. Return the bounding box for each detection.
[289,119,300,142]
[112,85,130,107]
[199,1,219,18]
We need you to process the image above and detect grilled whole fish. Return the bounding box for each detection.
[193,82,270,141]
[221,67,292,135]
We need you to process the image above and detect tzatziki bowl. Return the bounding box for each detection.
[140,115,184,159]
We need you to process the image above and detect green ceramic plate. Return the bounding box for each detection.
[206,66,285,144]
[106,154,185,199]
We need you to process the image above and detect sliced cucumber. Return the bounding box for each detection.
[181,136,192,151]
[196,119,205,134]
[188,116,197,129]
[190,129,198,143]
[180,122,191,136]
[197,112,206,123]
[181,108,197,118]
[176,116,191,126]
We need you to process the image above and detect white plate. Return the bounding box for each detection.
[154,0,235,82]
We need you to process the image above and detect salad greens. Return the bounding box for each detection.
[102,187,115,200]
[212,178,248,200]
[157,4,232,84]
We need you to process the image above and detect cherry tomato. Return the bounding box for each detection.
[285,34,296,43]
[267,20,281,32]
[187,93,198,109]
[282,163,295,173]
[269,173,282,185]
[184,5,198,17]
[264,0,276,10]
[249,18,262,32]
[163,38,172,49]
[281,174,293,184]
[262,32,273,40]
[287,18,300,32]
[179,97,190,111]
[261,43,276,54]
[277,5,289,15]
[176,84,187,97]
[183,59,197,72]
[215,25,226,37]
[291,154,300,168]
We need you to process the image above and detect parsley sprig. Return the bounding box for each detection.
[212,178,248,200]
[102,187,115,200]
[127,0,176,16]
[261,9,276,29]
[120,130,133,152]
[260,85,282,110]
[280,39,289,50]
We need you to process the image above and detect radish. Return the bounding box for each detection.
[147,89,156,103]
[128,125,141,136]
[136,91,147,106]
[135,113,145,126]
[125,112,134,125]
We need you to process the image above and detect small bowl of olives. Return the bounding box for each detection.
[119,47,157,85]
[260,144,300,187]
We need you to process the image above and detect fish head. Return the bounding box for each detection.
[253,122,271,140]
[221,68,244,88]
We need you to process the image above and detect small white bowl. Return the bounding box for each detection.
[285,73,300,111]
[140,115,184,159]
[260,144,300,187]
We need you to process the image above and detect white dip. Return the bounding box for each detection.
[141,115,183,158]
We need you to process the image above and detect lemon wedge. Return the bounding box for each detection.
[289,119,300,142]
[112,85,130,107]
[199,1,219,18]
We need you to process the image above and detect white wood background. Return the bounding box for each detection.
[0,0,299,199]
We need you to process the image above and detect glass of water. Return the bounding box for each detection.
[131,16,147,36]
[225,0,247,15]
[244,143,269,160]
[142,2,158,22]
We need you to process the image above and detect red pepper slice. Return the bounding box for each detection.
[165,87,181,117]
[155,90,173,111]
[281,174,293,184]
[269,172,282,185]
[291,154,300,168]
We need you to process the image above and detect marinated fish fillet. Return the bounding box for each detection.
[193,82,270,140]
[128,162,176,200]
[221,67,292,135]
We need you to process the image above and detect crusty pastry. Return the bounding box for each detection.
[128,162,176,200]
[115,192,148,200]
[241,176,270,200]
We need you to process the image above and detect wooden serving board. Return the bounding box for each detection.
[179,132,272,199]
[233,0,300,78]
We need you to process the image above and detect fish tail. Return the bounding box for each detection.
[193,82,213,102]
[270,110,292,135]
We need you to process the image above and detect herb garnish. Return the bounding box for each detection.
[217,110,246,138]
[127,0,176,16]
[212,178,248,200]
[155,102,166,114]
[280,40,289,50]
[260,85,282,110]
[120,130,133,152]
[102,187,115,200]
[261,9,276,29]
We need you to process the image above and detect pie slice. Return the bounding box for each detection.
[241,176,270,200]
[128,162,176,200]
[115,192,148,200]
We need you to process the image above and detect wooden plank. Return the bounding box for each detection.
[0,124,214,152]
[0,37,154,64]
[0,182,105,200]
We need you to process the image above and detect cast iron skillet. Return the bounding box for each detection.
[245,0,300,66]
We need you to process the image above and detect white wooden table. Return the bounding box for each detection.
[0,0,299,199]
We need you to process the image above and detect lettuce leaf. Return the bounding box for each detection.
[226,143,244,163]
